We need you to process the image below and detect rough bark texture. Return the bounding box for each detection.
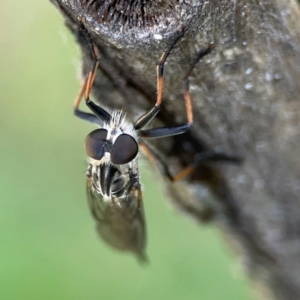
[50,1,300,299]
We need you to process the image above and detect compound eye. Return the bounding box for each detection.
[84,129,108,160]
[111,134,138,165]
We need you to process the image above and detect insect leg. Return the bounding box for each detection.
[76,17,99,100]
[73,75,102,125]
[139,125,189,139]
[134,32,185,130]
[73,18,111,124]
[172,152,241,181]
[139,45,214,138]
[139,142,173,181]
[141,142,240,181]
[182,45,214,125]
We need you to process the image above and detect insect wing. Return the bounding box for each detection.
[86,177,147,262]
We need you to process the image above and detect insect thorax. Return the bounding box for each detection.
[87,154,140,201]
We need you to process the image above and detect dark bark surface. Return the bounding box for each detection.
[50,1,300,299]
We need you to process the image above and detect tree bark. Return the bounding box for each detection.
[50,1,300,299]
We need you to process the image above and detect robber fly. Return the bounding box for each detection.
[74,18,213,261]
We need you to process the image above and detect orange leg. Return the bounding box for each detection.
[73,19,105,125]
[140,141,195,182]
[140,142,240,182]
[74,17,100,111]
[155,31,184,107]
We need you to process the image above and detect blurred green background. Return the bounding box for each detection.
[0,1,251,300]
